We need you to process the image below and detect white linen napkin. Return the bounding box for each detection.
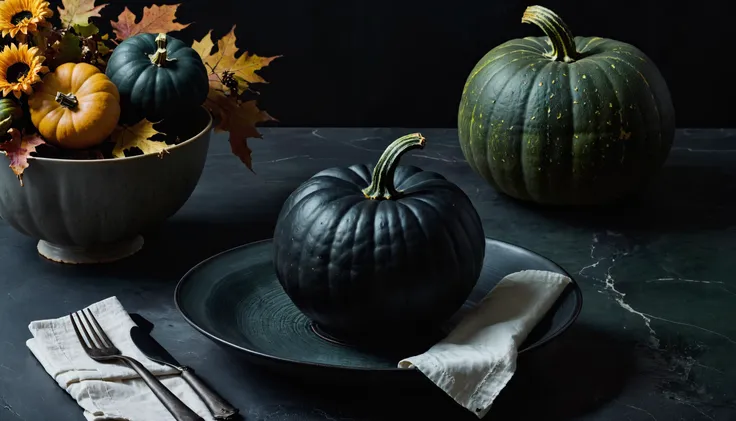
[26,296,214,421]
[398,270,571,418]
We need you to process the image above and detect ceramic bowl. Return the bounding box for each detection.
[0,106,212,264]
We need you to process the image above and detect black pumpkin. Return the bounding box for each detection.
[273,133,486,341]
[105,33,209,124]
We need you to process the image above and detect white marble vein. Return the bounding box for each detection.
[580,233,736,350]
[603,254,661,348]
[647,278,724,285]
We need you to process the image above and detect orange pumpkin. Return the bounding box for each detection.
[29,62,120,149]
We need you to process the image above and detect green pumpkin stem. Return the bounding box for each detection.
[149,33,177,67]
[55,92,78,109]
[362,133,426,200]
[521,6,579,63]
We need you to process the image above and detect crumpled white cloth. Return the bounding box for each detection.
[26,296,214,421]
[399,270,571,418]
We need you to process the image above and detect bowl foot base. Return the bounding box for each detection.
[37,235,144,264]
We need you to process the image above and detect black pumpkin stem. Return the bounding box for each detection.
[521,5,579,63]
[149,33,177,67]
[55,92,78,109]
[362,133,426,200]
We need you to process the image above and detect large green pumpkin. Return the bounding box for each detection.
[458,5,675,205]
[272,133,485,343]
[105,33,209,124]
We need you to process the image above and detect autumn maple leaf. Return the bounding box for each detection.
[58,0,107,28]
[192,26,279,95]
[111,120,168,158]
[205,91,275,171]
[111,4,190,40]
[192,27,278,171]
[0,129,46,186]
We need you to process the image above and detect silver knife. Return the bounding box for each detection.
[130,325,239,420]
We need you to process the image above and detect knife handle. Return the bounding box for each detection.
[122,357,204,421]
[181,367,239,419]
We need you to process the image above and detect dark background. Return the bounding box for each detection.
[53,0,733,128]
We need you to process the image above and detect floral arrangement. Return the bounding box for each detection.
[0,0,278,185]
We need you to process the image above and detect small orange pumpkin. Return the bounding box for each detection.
[29,62,120,149]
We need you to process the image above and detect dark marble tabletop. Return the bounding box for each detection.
[1,127,734,421]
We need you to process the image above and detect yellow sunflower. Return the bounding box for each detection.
[0,0,52,39]
[0,43,47,98]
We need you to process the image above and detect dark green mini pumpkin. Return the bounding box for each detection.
[458,5,675,205]
[0,98,22,131]
[105,33,209,124]
[273,133,486,342]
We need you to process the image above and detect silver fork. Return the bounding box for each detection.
[70,309,204,421]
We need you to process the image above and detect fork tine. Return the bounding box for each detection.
[76,311,100,349]
[81,309,109,348]
[85,308,115,348]
[69,313,92,352]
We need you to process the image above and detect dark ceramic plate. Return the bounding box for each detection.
[174,238,582,377]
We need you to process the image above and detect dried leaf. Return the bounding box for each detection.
[97,40,110,56]
[111,120,168,158]
[204,91,275,171]
[193,26,279,95]
[0,130,45,186]
[191,30,214,60]
[111,4,190,41]
[73,22,99,37]
[191,25,278,170]
[58,0,107,28]
[51,31,83,66]
[32,26,61,57]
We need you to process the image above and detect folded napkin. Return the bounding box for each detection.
[26,296,214,421]
[399,270,571,418]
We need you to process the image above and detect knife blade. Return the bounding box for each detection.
[130,313,154,333]
[130,325,239,420]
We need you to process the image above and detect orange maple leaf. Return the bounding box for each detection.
[111,4,190,40]
[0,129,46,186]
[205,91,275,171]
[58,0,107,27]
[192,26,279,94]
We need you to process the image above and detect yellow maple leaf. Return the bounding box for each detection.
[58,0,107,27]
[191,31,221,90]
[192,26,278,171]
[191,30,214,60]
[111,4,190,40]
[192,26,279,95]
[205,91,275,171]
[111,120,169,158]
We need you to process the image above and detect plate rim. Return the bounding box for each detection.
[173,237,583,372]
